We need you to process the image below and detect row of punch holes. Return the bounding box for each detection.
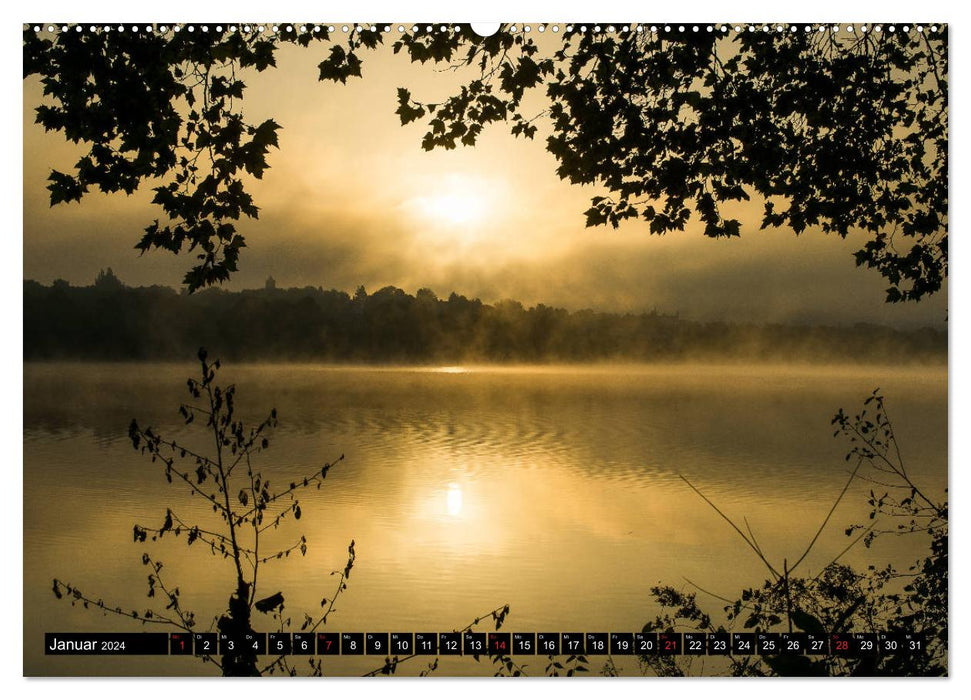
[30,23,942,36]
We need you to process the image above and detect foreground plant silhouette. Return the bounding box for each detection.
[50,348,515,676]
[53,348,352,675]
[636,390,946,677]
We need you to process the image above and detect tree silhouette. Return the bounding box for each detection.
[93,267,123,290]
[23,26,335,291]
[392,26,947,303]
[24,24,946,301]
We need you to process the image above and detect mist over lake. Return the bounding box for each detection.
[24,361,946,676]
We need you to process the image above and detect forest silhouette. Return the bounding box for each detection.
[24,272,944,364]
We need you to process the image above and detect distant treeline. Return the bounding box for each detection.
[24,272,945,364]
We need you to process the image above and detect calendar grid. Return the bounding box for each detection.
[44,631,926,658]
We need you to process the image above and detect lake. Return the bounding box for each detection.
[23,362,947,676]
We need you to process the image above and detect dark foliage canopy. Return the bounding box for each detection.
[24,24,947,300]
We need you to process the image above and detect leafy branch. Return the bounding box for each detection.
[51,347,350,676]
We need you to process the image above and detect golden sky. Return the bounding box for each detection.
[22,38,947,328]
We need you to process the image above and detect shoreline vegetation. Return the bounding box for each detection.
[24,272,945,365]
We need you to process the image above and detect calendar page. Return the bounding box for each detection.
[22,17,947,679]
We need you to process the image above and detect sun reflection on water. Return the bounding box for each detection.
[446,482,464,517]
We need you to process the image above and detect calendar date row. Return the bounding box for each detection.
[48,631,925,657]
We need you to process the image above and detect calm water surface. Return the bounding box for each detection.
[23,363,947,676]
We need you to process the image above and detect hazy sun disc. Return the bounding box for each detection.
[420,191,487,225]
[408,174,495,229]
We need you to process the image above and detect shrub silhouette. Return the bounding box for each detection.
[51,347,515,676]
[638,390,947,677]
[53,347,352,675]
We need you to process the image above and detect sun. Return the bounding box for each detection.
[420,191,487,225]
[409,174,492,228]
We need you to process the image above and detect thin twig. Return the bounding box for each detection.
[678,474,780,579]
[789,456,864,574]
